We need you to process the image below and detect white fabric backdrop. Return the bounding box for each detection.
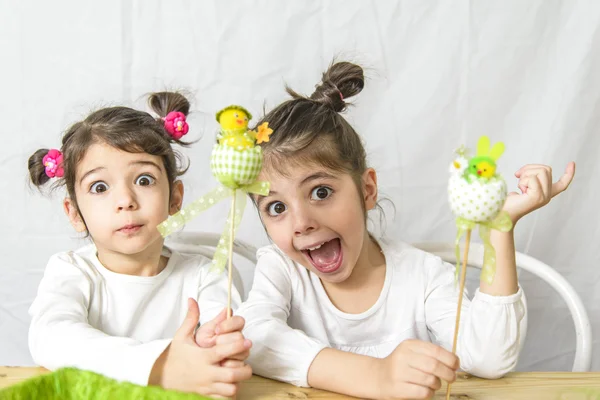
[1,0,598,371]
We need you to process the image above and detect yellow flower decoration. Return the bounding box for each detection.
[255,122,273,144]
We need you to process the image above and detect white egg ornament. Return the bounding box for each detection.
[448,136,507,223]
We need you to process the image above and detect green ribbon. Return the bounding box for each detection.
[157,180,270,272]
[454,211,513,284]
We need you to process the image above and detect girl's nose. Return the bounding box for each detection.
[293,205,317,236]
[115,187,138,211]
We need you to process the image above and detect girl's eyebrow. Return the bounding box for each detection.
[300,171,337,185]
[256,193,272,208]
[79,167,105,186]
[130,160,163,173]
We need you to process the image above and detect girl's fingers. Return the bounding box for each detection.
[516,167,548,180]
[519,176,542,200]
[514,162,575,199]
[216,315,246,335]
[515,164,550,178]
[206,382,238,399]
[518,181,528,194]
[404,368,442,390]
[410,341,460,371]
[220,359,246,368]
[516,168,548,195]
[226,349,250,361]
[212,339,252,362]
[408,354,458,383]
[397,382,435,400]
[175,298,200,341]
[195,332,217,348]
[215,363,253,383]
[201,308,229,334]
[551,161,576,197]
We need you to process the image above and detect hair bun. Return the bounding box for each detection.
[310,61,364,112]
[148,91,192,142]
[28,148,52,188]
[148,91,191,118]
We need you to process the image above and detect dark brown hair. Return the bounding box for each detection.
[255,61,369,207]
[28,91,191,214]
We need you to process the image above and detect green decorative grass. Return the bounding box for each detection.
[0,368,212,400]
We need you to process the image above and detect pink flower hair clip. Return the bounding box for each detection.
[43,149,64,178]
[163,111,189,140]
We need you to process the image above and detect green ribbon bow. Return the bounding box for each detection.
[157,180,269,272]
[454,211,513,284]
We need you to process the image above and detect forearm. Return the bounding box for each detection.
[30,318,171,385]
[307,348,381,399]
[479,229,519,296]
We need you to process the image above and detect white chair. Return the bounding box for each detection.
[165,232,258,301]
[412,241,593,372]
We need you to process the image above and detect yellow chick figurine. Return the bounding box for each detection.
[465,136,505,180]
[469,160,496,178]
[216,105,255,150]
[217,105,251,132]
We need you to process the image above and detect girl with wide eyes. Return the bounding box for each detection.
[237,61,574,400]
[27,91,252,398]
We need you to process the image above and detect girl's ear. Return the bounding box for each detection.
[63,198,87,233]
[362,168,378,211]
[169,180,184,215]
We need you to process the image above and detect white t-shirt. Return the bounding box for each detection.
[28,244,240,386]
[237,239,527,387]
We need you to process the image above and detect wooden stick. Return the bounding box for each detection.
[227,191,236,319]
[446,229,472,400]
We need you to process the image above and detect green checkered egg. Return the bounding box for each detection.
[448,174,507,222]
[210,144,263,188]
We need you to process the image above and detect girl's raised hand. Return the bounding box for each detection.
[502,162,575,223]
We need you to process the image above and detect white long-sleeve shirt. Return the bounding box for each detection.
[237,239,527,387]
[29,244,241,386]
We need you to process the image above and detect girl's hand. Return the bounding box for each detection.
[376,339,459,400]
[195,307,251,362]
[502,162,575,224]
[195,308,245,348]
[149,299,252,398]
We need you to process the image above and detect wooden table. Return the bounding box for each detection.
[1,367,600,399]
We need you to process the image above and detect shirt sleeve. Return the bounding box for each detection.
[423,253,527,379]
[236,248,328,387]
[28,253,171,386]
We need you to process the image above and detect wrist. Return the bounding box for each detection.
[368,357,386,399]
[148,344,170,386]
[510,214,522,226]
[490,226,516,245]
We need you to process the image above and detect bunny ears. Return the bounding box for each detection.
[476,136,505,161]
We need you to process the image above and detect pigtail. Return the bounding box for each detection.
[28,149,53,188]
[148,91,191,117]
[148,91,192,145]
[28,146,65,192]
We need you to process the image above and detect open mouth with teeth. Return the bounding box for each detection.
[301,238,343,274]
